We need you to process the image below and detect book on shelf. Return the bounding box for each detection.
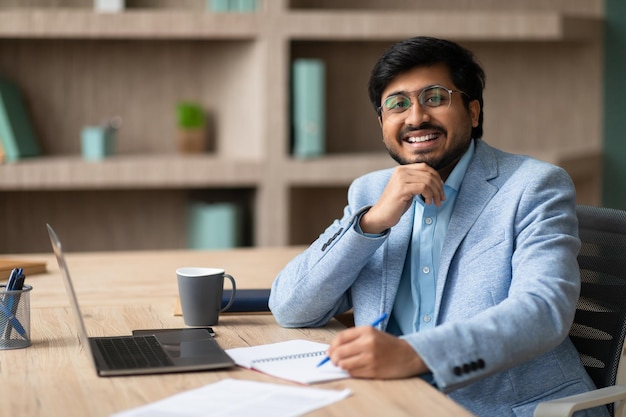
[0,77,41,163]
[207,0,257,12]
[226,339,350,384]
[186,202,242,250]
[292,59,326,159]
[94,0,125,13]
[230,0,257,12]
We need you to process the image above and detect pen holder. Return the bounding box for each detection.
[81,126,116,161]
[0,284,32,350]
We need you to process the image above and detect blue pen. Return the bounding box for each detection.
[5,268,18,294]
[316,312,389,368]
[2,268,26,339]
[6,268,23,305]
[0,269,18,331]
[0,296,26,338]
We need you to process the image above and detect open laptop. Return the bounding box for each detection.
[46,224,235,377]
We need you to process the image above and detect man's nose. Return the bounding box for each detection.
[403,100,430,125]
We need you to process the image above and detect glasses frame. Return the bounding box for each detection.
[377,84,470,118]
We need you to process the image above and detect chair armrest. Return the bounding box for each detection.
[534,385,626,417]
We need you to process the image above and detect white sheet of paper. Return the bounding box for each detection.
[111,378,351,417]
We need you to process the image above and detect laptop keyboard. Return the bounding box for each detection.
[95,335,174,370]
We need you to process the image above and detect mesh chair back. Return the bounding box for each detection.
[571,205,626,411]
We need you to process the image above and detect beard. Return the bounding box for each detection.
[385,123,472,170]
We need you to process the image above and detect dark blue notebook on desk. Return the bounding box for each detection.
[221,289,270,313]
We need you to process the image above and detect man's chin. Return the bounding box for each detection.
[388,150,436,167]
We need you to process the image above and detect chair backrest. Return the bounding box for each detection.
[570,205,626,413]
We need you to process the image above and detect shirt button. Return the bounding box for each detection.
[422,266,430,274]
[423,315,432,323]
[425,217,433,225]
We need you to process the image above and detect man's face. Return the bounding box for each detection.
[378,63,480,177]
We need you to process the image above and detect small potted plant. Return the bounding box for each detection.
[176,101,206,154]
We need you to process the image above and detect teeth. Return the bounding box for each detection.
[406,133,437,143]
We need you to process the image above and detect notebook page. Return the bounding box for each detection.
[226,339,349,384]
[252,350,349,384]
[227,339,329,368]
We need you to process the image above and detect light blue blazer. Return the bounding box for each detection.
[270,140,607,417]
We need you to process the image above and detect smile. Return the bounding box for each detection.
[405,133,438,143]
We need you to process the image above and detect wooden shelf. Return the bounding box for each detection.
[284,11,602,41]
[0,9,601,41]
[0,9,261,39]
[0,155,263,189]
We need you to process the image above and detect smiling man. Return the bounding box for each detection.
[269,37,607,417]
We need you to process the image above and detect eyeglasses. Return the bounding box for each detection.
[378,84,469,121]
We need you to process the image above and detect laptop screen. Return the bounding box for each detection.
[47,224,96,358]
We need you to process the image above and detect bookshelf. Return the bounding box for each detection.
[0,0,605,252]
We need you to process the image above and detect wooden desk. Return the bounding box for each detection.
[0,248,474,417]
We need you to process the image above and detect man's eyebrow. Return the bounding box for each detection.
[383,90,407,98]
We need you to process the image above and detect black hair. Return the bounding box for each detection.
[368,36,485,139]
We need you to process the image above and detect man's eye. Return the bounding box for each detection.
[422,89,449,107]
[424,96,441,105]
[384,96,411,110]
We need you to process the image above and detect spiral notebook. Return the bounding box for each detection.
[226,339,350,384]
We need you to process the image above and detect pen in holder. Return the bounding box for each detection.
[0,284,32,349]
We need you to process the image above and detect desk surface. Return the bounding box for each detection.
[0,248,473,417]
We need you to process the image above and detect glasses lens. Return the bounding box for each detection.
[419,86,450,108]
[382,95,412,113]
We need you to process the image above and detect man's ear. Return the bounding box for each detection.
[469,100,480,128]
[378,115,383,128]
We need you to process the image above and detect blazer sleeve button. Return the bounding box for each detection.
[453,366,462,376]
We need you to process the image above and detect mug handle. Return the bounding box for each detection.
[220,274,237,312]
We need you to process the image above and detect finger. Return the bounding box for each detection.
[328,326,380,361]
[327,327,364,355]
[335,353,372,376]
[331,331,384,377]
[404,178,444,206]
[422,184,446,206]
[401,166,445,205]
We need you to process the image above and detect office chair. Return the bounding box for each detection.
[535,205,626,417]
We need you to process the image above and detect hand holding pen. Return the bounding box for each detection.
[317,313,388,368]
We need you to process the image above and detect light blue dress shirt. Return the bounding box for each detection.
[387,140,475,336]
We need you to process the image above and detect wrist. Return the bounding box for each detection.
[359,210,389,235]
[401,340,429,376]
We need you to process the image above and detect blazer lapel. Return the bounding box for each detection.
[435,141,500,310]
